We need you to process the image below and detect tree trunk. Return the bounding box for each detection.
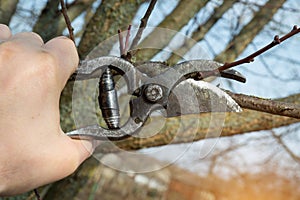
[167,0,239,65]
[134,0,209,61]
[215,0,287,62]
[33,0,95,42]
[78,0,145,59]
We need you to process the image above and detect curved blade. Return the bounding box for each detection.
[165,79,242,117]
[134,61,243,117]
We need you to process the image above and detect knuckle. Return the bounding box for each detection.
[13,32,43,44]
[0,43,60,91]
[0,41,20,59]
[28,32,43,42]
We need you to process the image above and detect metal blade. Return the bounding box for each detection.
[134,61,242,117]
[165,79,242,117]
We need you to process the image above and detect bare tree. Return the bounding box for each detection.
[1,0,300,199]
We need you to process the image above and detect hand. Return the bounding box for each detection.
[0,24,94,196]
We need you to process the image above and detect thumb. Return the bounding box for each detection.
[69,138,95,164]
[32,134,96,187]
[52,134,96,177]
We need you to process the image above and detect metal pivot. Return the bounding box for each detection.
[98,67,120,129]
[144,84,164,102]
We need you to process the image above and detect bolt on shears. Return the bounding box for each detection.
[66,56,246,141]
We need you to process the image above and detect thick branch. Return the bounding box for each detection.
[227,91,300,119]
[78,0,145,59]
[167,0,239,65]
[214,0,287,63]
[33,0,60,42]
[134,0,210,61]
[33,0,95,42]
[93,93,300,152]
[0,0,18,25]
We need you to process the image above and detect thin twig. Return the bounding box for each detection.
[34,189,41,200]
[118,29,125,56]
[60,0,75,42]
[130,0,158,51]
[124,25,132,53]
[118,25,133,60]
[271,131,300,163]
[218,25,300,71]
[198,25,300,79]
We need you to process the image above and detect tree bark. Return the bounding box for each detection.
[32,0,60,42]
[33,0,95,42]
[167,0,239,65]
[77,0,145,59]
[227,91,300,119]
[214,0,287,62]
[133,0,209,61]
[0,0,18,25]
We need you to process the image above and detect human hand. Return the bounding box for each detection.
[0,24,94,196]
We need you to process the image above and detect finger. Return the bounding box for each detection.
[44,36,79,89]
[10,32,44,47]
[0,24,11,40]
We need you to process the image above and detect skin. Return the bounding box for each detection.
[0,24,95,196]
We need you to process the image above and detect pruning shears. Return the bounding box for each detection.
[66,56,245,141]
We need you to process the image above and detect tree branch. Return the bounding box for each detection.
[134,0,210,61]
[214,0,287,63]
[33,0,95,42]
[197,25,300,80]
[60,0,75,42]
[167,0,238,65]
[130,0,158,51]
[34,189,41,200]
[92,93,300,153]
[271,131,300,163]
[218,25,300,72]
[118,25,132,59]
[0,0,19,25]
[118,29,125,56]
[226,91,300,119]
[78,0,145,59]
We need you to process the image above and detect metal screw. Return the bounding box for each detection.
[144,84,163,102]
[134,117,142,124]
